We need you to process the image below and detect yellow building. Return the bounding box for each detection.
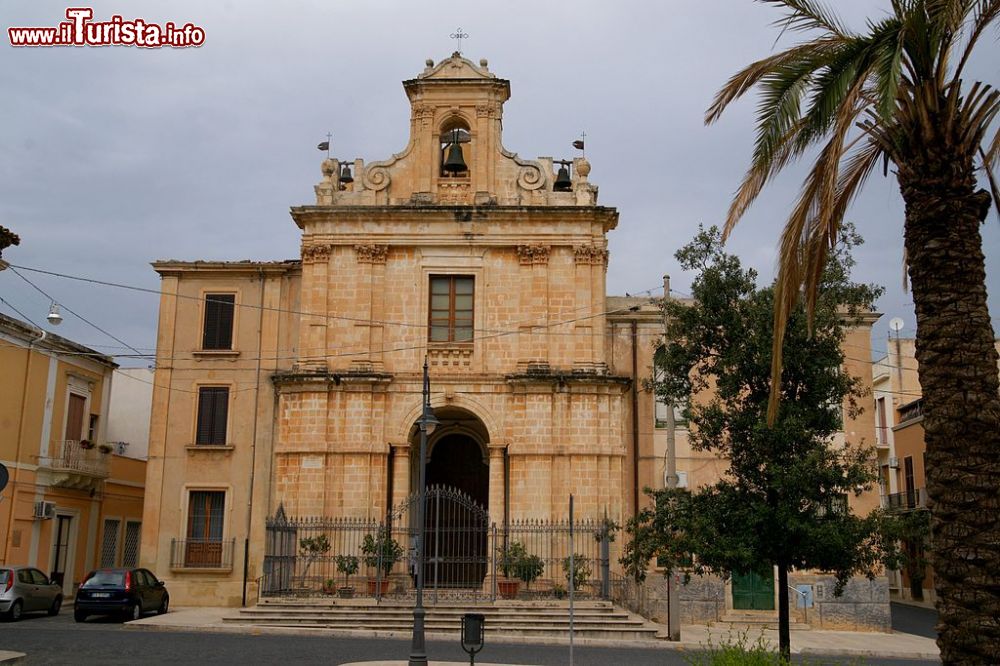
[0,311,146,601]
[143,54,885,628]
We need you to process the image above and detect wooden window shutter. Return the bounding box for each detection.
[202,294,235,350]
[196,387,229,445]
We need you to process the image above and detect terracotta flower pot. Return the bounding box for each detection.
[497,579,519,600]
[366,579,390,596]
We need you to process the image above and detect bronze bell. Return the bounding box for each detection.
[442,142,468,174]
[338,162,354,184]
[553,164,572,191]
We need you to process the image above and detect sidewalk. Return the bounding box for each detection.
[125,607,940,661]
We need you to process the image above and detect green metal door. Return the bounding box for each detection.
[732,569,775,610]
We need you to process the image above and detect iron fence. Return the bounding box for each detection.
[261,487,614,602]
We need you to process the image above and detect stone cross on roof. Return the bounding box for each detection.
[449,27,468,54]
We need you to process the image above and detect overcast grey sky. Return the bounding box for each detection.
[1,1,997,368]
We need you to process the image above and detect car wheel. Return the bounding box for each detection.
[157,595,169,615]
[127,603,141,622]
[6,600,22,622]
[48,596,62,616]
[74,609,87,623]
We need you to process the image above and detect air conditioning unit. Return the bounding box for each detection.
[888,456,900,469]
[33,501,56,520]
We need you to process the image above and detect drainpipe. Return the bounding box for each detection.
[630,320,639,518]
[2,329,45,565]
[242,269,266,607]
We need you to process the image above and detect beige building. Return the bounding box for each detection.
[873,336,1000,603]
[0,311,146,602]
[143,54,885,628]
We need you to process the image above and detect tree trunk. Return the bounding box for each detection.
[899,149,1000,664]
[777,563,790,663]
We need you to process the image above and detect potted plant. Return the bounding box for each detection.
[335,554,359,598]
[322,578,337,595]
[517,552,544,592]
[98,443,113,454]
[496,540,528,599]
[562,554,591,594]
[552,583,567,600]
[361,527,401,596]
[298,534,331,591]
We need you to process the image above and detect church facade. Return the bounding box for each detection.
[141,54,887,630]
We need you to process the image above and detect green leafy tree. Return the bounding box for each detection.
[705,4,1000,660]
[623,227,891,661]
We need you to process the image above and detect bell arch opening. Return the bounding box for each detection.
[439,120,471,177]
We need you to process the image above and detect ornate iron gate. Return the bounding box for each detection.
[392,484,490,598]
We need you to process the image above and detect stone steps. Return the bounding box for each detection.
[711,613,811,631]
[227,599,663,641]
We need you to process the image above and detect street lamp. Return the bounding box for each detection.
[409,356,439,666]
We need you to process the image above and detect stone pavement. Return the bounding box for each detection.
[0,651,25,664]
[124,606,940,661]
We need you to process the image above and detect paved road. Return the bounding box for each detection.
[0,612,939,665]
[890,602,938,640]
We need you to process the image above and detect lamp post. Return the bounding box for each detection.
[409,357,438,666]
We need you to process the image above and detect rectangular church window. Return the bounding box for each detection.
[429,276,474,343]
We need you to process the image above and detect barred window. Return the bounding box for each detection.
[100,518,120,567]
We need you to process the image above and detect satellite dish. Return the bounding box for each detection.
[0,462,8,494]
[889,317,905,333]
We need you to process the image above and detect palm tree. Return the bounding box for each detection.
[705,1,999,662]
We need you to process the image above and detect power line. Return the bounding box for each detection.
[0,294,41,329]
[5,265,146,356]
[5,262,665,337]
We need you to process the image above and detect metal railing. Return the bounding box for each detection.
[170,538,236,569]
[883,488,927,511]
[38,440,111,478]
[260,490,613,601]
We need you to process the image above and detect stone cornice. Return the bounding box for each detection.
[152,260,301,277]
[272,370,394,390]
[505,368,632,390]
[290,205,619,232]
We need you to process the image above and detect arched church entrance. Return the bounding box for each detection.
[408,407,490,591]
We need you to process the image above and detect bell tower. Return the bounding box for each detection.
[402,54,509,203]
[313,53,598,207]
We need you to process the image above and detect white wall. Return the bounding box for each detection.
[106,367,154,460]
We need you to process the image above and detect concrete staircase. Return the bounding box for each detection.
[711,611,811,631]
[225,598,663,641]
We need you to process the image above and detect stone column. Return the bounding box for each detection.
[488,445,507,527]
[390,442,411,509]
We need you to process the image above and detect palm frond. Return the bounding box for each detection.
[985,126,1000,167]
[706,38,843,125]
[980,147,1000,219]
[954,0,1000,80]
[759,0,854,37]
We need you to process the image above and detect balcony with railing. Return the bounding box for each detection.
[170,538,236,572]
[882,488,927,512]
[37,440,111,489]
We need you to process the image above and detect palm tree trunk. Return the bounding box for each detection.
[899,154,1000,664]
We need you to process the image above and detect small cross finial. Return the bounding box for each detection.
[450,27,468,54]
